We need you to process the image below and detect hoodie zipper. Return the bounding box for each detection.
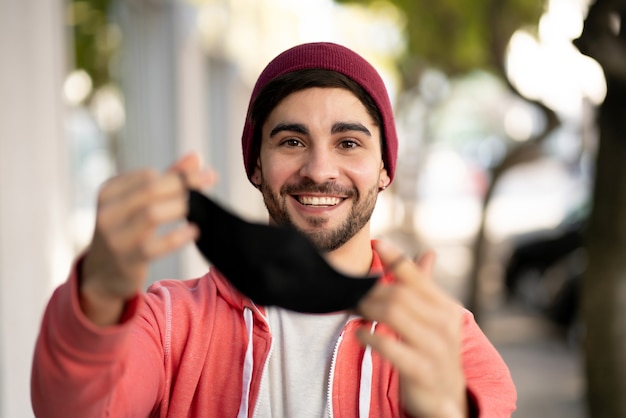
[326,329,344,418]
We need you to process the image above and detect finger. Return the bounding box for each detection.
[98,169,159,206]
[356,328,431,383]
[114,192,191,251]
[182,168,219,191]
[141,223,199,259]
[415,250,436,277]
[358,284,454,348]
[169,152,218,190]
[357,322,463,383]
[95,173,189,251]
[168,152,202,173]
[121,172,189,220]
[373,240,463,310]
[375,240,423,286]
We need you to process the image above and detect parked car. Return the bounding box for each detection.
[503,208,587,332]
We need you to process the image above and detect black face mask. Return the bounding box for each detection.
[186,190,379,313]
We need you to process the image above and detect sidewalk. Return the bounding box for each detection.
[482,303,586,418]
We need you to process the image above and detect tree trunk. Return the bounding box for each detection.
[582,75,626,418]
[575,1,626,416]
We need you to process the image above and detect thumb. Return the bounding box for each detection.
[169,152,217,190]
[168,152,202,173]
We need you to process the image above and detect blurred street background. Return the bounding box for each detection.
[2,0,625,416]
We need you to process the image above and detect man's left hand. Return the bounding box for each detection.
[356,240,468,418]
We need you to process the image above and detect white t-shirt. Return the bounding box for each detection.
[254,306,351,418]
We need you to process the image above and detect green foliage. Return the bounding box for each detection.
[66,0,119,90]
[336,0,544,80]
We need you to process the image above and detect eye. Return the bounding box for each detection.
[338,139,359,149]
[281,138,303,147]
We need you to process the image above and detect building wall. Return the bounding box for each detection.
[0,0,72,416]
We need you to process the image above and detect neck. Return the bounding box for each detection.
[323,226,373,277]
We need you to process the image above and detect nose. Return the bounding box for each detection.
[298,146,339,183]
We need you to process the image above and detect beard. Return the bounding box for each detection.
[259,177,379,252]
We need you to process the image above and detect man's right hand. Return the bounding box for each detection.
[80,153,216,326]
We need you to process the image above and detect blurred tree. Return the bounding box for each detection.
[335,0,558,320]
[575,0,626,416]
[351,0,543,81]
[65,0,123,171]
[66,0,117,93]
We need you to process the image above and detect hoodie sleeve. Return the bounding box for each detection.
[30,258,165,418]
[461,309,517,417]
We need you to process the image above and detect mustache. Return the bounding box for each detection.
[280,179,357,198]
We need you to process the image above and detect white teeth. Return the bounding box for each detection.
[298,196,341,206]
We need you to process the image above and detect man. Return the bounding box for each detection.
[31,42,516,417]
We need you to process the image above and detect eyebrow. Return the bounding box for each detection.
[331,122,371,136]
[269,123,308,137]
[269,122,371,137]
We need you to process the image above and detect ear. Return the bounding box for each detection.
[378,164,390,191]
[251,159,262,188]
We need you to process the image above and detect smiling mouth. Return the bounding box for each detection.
[295,195,344,207]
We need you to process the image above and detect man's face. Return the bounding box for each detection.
[252,87,390,252]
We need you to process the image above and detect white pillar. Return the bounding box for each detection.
[0,0,72,416]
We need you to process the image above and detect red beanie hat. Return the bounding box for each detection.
[241,42,398,183]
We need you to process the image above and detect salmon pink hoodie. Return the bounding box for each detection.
[31,247,516,417]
